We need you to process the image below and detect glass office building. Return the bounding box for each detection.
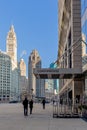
[0,51,11,102]
[49,62,59,93]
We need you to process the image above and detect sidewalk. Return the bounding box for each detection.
[0,103,87,130]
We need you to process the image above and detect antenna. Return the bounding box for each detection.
[20,50,27,59]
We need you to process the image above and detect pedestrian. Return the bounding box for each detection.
[42,98,46,109]
[23,97,28,116]
[29,99,33,114]
[53,99,55,105]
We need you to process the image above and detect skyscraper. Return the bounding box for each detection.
[19,59,26,77]
[6,25,17,69]
[0,51,11,102]
[19,59,28,99]
[50,62,59,94]
[58,0,82,105]
[6,25,19,101]
[28,49,45,97]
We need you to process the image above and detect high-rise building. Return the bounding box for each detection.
[45,62,59,100]
[6,25,17,69]
[0,51,11,102]
[19,59,26,76]
[6,25,19,101]
[28,49,45,97]
[45,79,54,100]
[50,62,59,94]
[19,59,28,98]
[58,0,82,105]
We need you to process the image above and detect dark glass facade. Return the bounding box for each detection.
[49,62,59,92]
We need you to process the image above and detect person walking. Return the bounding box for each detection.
[29,99,33,114]
[23,97,28,116]
[42,98,46,109]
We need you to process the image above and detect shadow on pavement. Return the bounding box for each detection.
[81,117,87,122]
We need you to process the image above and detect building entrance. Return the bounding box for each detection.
[33,68,87,118]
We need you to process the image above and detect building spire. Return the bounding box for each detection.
[10,25,14,32]
[6,25,17,68]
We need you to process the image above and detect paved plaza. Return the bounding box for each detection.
[0,103,87,130]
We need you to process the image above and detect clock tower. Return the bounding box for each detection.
[6,25,17,68]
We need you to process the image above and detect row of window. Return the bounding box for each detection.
[0,89,10,90]
[0,78,10,80]
[0,95,10,97]
[0,57,10,61]
[0,81,10,83]
[0,63,10,65]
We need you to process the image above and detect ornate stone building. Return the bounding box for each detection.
[28,49,45,98]
[19,59,28,100]
[6,25,19,101]
[58,0,83,105]
[6,25,17,69]
[19,59,26,76]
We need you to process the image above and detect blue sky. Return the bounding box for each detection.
[0,0,58,76]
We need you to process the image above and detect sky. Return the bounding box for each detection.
[0,0,58,76]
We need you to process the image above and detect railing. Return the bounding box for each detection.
[53,98,87,118]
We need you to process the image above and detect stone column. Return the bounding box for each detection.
[71,0,82,70]
[71,0,82,113]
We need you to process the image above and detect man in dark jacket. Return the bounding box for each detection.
[29,99,33,114]
[23,97,28,116]
[42,99,46,109]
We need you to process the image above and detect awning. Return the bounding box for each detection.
[33,68,83,79]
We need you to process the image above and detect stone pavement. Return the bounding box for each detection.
[0,103,87,130]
